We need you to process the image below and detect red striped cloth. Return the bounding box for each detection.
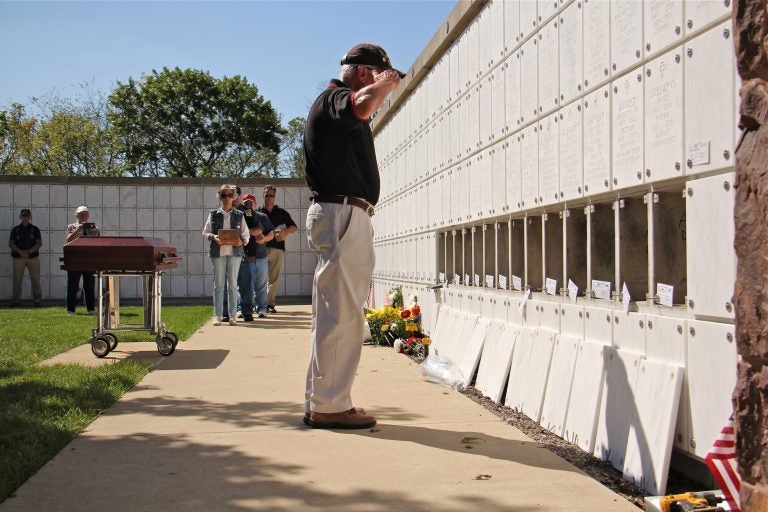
[705,415,740,511]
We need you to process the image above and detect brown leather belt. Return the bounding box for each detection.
[310,195,375,217]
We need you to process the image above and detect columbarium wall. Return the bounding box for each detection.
[0,177,316,302]
[370,0,738,495]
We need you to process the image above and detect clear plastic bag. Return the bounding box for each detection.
[419,354,465,390]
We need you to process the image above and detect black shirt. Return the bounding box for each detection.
[9,223,41,258]
[258,205,296,252]
[303,79,380,205]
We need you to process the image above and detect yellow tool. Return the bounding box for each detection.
[659,492,725,512]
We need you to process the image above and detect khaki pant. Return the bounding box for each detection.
[305,202,375,414]
[12,257,42,302]
[267,247,284,306]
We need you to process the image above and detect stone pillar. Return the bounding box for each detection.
[733,1,768,510]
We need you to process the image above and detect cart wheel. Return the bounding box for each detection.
[91,337,110,358]
[157,336,176,356]
[165,332,179,346]
[104,333,118,351]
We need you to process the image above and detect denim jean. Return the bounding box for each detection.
[212,255,241,318]
[238,257,268,316]
[253,257,269,314]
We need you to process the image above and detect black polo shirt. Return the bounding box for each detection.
[257,205,296,252]
[303,79,380,206]
[9,223,41,258]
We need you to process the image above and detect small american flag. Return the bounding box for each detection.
[705,415,740,511]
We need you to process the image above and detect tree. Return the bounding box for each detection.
[108,67,283,177]
[278,117,305,178]
[35,112,111,176]
[0,103,37,175]
[207,116,306,178]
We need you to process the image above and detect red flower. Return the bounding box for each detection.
[401,310,411,319]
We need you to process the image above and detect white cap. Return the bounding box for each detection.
[75,205,89,213]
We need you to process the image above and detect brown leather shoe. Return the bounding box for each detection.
[303,407,366,426]
[308,408,376,429]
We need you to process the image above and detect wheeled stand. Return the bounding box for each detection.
[89,270,178,358]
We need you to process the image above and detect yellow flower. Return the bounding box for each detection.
[421,337,431,346]
[381,324,390,332]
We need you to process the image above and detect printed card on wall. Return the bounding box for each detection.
[454,274,461,285]
[499,275,508,290]
[568,279,578,303]
[465,274,470,286]
[622,282,631,313]
[592,279,611,300]
[546,278,558,296]
[485,274,494,288]
[512,275,522,291]
[657,282,674,307]
[474,274,481,287]
[688,141,710,166]
[439,272,446,284]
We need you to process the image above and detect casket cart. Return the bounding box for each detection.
[61,237,182,358]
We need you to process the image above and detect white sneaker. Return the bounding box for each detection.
[212,316,221,326]
[228,318,238,326]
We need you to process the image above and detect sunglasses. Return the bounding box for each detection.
[220,193,234,198]
[264,194,275,198]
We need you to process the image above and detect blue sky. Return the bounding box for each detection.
[0,0,455,123]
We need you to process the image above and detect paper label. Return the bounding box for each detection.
[568,279,578,303]
[545,278,558,296]
[592,279,612,300]
[465,274,470,286]
[518,288,531,313]
[454,274,461,285]
[688,141,710,166]
[474,274,481,287]
[498,275,508,290]
[657,282,674,307]
[485,274,495,288]
[512,275,522,291]
[439,272,446,284]
[622,282,631,313]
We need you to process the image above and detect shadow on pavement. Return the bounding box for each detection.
[2,432,527,512]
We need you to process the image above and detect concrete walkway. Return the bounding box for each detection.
[1,305,639,511]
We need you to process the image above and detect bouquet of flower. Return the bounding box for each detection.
[365,301,423,347]
[365,305,401,346]
[394,335,431,362]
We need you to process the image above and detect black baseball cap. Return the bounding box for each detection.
[19,208,31,217]
[341,43,406,79]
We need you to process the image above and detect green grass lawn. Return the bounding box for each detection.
[0,305,211,502]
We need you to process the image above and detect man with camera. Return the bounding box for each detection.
[65,205,100,315]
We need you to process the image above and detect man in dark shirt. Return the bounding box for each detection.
[238,193,274,321]
[258,185,297,313]
[302,43,402,429]
[9,208,43,307]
